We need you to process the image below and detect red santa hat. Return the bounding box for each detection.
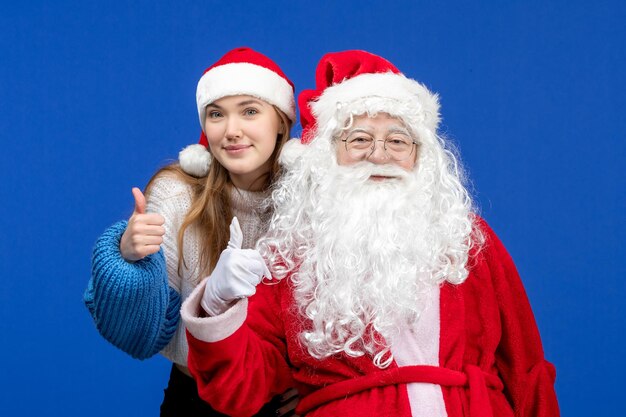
[280,50,440,166]
[179,47,296,177]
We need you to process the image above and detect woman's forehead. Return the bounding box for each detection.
[207,95,269,108]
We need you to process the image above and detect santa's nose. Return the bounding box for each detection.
[366,140,390,164]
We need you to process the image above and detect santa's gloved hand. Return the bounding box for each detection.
[201,217,270,316]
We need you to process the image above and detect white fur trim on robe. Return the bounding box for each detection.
[181,278,249,343]
[390,284,447,417]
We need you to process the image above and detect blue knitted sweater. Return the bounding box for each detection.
[84,220,181,359]
[84,176,271,363]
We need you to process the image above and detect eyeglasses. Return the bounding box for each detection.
[341,135,418,161]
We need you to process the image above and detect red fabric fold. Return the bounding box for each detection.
[296,365,504,416]
[465,364,495,417]
[516,360,559,417]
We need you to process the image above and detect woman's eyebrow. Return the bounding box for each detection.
[236,99,263,107]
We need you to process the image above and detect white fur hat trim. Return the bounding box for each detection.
[196,62,296,129]
[311,72,440,135]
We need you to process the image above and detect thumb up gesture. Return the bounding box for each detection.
[119,187,166,262]
[201,217,270,316]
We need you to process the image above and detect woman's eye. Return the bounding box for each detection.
[244,108,259,116]
[208,111,222,119]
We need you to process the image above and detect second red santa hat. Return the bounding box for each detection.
[280,50,440,166]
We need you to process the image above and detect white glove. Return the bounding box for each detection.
[201,217,270,316]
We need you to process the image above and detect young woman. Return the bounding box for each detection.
[84,47,298,416]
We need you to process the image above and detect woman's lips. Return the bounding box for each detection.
[224,144,251,154]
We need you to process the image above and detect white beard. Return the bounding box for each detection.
[259,135,478,368]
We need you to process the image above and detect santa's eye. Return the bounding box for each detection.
[346,136,373,150]
[349,136,372,144]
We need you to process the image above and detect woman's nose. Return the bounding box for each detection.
[225,118,243,140]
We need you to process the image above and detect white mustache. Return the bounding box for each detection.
[335,162,410,182]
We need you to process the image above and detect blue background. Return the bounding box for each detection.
[1,1,624,415]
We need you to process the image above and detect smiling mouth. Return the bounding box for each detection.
[224,145,251,152]
[369,175,397,182]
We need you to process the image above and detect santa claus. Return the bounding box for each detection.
[181,50,560,417]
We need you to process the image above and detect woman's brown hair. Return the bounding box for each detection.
[144,106,292,280]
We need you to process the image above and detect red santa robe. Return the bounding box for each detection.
[182,220,560,417]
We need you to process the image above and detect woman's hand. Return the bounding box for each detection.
[119,187,166,262]
[201,217,270,316]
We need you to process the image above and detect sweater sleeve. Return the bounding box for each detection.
[182,279,294,417]
[84,220,181,359]
[480,220,560,417]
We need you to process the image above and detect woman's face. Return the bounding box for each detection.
[204,95,283,190]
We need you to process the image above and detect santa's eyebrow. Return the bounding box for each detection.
[345,125,412,137]
[345,127,374,136]
[386,126,411,135]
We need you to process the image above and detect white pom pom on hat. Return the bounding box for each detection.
[278,138,307,167]
[179,47,296,177]
[179,143,212,178]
